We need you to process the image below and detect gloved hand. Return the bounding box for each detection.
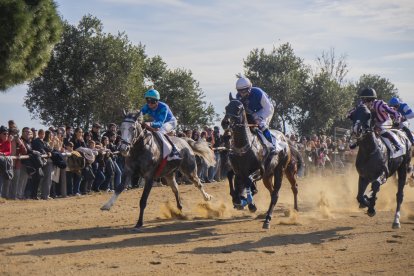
[393,121,400,128]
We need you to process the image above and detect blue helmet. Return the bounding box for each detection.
[389,97,400,107]
[144,89,160,100]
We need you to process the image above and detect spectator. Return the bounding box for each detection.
[63,125,73,146]
[71,128,86,149]
[191,129,200,141]
[83,131,92,144]
[30,129,52,200]
[210,126,222,181]
[102,123,117,139]
[0,126,12,197]
[91,123,102,143]
[30,127,37,140]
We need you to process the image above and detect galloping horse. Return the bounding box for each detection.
[101,112,215,228]
[350,104,412,228]
[221,95,303,229]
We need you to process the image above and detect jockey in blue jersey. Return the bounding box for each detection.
[235,77,276,153]
[389,96,414,143]
[141,89,181,160]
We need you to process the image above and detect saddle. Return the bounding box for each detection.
[379,130,407,159]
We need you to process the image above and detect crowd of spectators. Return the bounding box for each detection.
[0,120,126,200]
[0,118,357,201]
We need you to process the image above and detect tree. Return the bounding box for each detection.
[354,74,399,103]
[25,15,146,128]
[144,56,217,130]
[315,48,349,85]
[0,0,62,91]
[243,43,310,133]
[294,73,353,135]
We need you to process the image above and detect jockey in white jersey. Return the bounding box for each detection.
[235,77,275,152]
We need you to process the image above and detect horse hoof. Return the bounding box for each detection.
[392,222,401,229]
[248,203,257,213]
[262,222,270,229]
[100,205,110,211]
[367,208,376,217]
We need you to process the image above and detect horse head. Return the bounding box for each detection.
[221,92,246,130]
[119,110,143,156]
[350,104,372,141]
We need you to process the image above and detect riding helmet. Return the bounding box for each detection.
[236,77,252,90]
[144,89,160,100]
[389,96,400,107]
[359,87,377,99]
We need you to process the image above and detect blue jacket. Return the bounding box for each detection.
[236,87,270,113]
[397,103,414,120]
[141,101,176,128]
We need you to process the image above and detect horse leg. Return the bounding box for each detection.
[101,170,129,211]
[393,166,407,229]
[227,170,237,206]
[136,177,154,228]
[188,171,212,201]
[285,166,299,211]
[367,180,381,217]
[164,173,183,211]
[356,176,370,208]
[263,169,283,229]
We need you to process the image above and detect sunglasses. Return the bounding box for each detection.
[146,98,158,104]
[237,88,250,94]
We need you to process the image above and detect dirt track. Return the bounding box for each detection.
[1,172,414,275]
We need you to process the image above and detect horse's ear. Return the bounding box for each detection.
[229,92,234,101]
[136,111,143,123]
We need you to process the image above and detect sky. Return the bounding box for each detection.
[1,0,413,131]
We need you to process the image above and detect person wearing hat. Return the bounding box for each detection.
[0,126,11,156]
[140,88,181,160]
[348,88,402,150]
[91,123,102,143]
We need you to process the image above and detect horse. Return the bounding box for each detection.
[221,94,303,229]
[350,104,412,228]
[101,111,215,228]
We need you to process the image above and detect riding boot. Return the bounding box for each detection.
[402,126,414,144]
[262,128,276,153]
[381,132,401,151]
[164,134,182,160]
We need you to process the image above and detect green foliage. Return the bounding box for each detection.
[295,73,354,135]
[0,0,62,91]
[243,43,309,133]
[25,15,146,128]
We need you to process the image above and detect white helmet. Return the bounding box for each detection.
[236,77,252,90]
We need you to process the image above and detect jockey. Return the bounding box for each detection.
[235,77,275,152]
[140,89,181,160]
[360,87,403,151]
[389,97,414,143]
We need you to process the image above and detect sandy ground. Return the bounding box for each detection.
[1,170,414,276]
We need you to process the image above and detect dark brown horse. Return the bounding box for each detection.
[221,95,303,229]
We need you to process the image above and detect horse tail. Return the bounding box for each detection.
[289,144,304,177]
[183,138,216,167]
